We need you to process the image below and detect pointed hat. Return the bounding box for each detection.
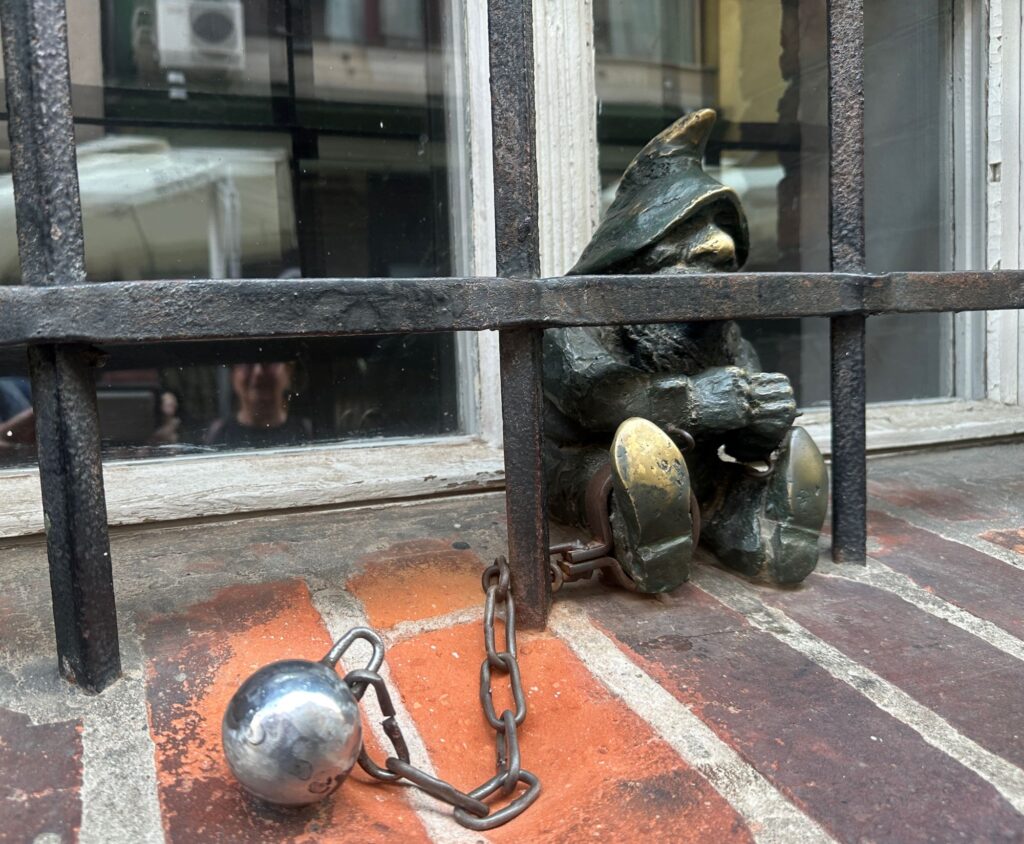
[570,108,749,275]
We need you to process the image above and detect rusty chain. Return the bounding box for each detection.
[548,429,704,593]
[339,428,711,822]
[344,556,540,830]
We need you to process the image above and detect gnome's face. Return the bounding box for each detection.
[569,109,751,278]
[630,204,742,275]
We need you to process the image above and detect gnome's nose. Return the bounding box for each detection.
[688,222,738,269]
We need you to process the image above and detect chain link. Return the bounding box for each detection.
[346,556,540,830]
[548,463,636,593]
[548,437,702,592]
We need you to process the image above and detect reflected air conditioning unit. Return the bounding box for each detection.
[155,0,245,72]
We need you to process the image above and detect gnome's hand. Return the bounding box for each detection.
[688,366,756,433]
[688,367,797,453]
[742,372,798,456]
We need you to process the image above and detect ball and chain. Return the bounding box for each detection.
[223,556,540,830]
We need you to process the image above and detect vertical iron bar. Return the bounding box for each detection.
[827,0,868,563]
[0,0,120,690]
[488,0,549,627]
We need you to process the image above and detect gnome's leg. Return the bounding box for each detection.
[543,439,610,530]
[606,418,694,592]
[546,423,696,593]
[696,427,828,584]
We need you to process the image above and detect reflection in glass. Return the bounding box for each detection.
[0,134,295,283]
[206,362,312,449]
[0,0,463,466]
[595,0,954,405]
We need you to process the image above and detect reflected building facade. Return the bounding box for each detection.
[0,0,461,461]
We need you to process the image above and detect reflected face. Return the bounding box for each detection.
[159,391,178,418]
[633,205,740,274]
[231,362,293,410]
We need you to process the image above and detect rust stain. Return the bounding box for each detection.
[386,623,752,844]
[980,528,1024,556]
[347,538,485,629]
[139,578,428,843]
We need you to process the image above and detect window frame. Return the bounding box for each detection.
[0,0,507,538]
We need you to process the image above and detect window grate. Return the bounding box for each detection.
[0,0,1016,692]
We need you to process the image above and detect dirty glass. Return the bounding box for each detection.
[594,0,955,406]
[0,0,463,466]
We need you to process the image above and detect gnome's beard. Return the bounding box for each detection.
[622,323,717,374]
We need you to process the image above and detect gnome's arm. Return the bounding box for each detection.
[544,327,795,451]
[544,327,699,433]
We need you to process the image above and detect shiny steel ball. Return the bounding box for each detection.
[222,659,362,806]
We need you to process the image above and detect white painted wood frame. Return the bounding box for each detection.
[986,0,1024,403]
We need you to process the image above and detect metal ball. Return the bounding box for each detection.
[222,659,362,806]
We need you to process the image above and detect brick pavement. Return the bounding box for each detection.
[1,442,1024,842]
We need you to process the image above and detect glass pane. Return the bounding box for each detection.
[594,0,955,406]
[0,0,464,468]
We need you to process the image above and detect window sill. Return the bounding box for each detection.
[1,400,1020,539]
[0,436,505,539]
[800,399,1024,456]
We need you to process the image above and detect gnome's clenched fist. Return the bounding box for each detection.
[687,367,797,455]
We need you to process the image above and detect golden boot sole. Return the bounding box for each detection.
[763,426,829,584]
[609,417,694,593]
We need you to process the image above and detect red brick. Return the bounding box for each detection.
[0,707,82,843]
[869,511,1024,639]
[981,527,1024,557]
[868,479,1000,521]
[348,539,485,629]
[139,578,428,843]
[588,585,1024,842]
[764,573,1024,771]
[385,623,753,844]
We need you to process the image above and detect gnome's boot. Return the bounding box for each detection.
[607,417,695,593]
[701,427,828,584]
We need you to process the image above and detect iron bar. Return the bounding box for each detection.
[0,271,1023,348]
[28,345,120,688]
[827,0,868,563]
[488,0,549,628]
[0,0,120,690]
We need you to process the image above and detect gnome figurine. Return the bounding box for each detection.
[544,108,828,591]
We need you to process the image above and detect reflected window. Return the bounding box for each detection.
[595,0,954,406]
[0,0,463,465]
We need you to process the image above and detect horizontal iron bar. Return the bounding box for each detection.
[0,271,1022,347]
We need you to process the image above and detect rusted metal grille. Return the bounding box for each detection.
[0,0,1017,692]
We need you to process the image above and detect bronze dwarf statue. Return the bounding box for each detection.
[544,108,828,592]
